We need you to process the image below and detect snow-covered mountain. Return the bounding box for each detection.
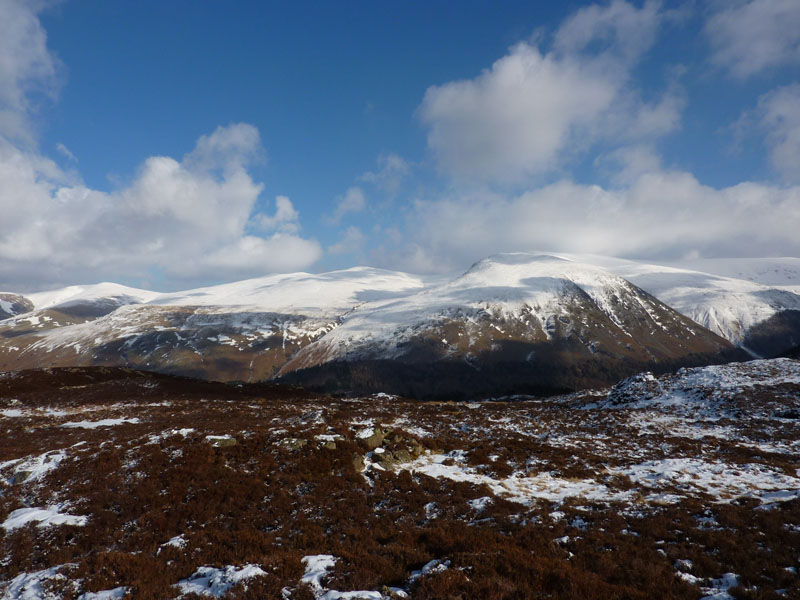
[0,254,745,398]
[277,255,741,397]
[556,254,800,357]
[0,293,33,320]
[0,268,426,382]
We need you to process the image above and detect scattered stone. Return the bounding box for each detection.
[352,453,366,473]
[282,438,308,451]
[360,428,389,451]
[12,470,32,484]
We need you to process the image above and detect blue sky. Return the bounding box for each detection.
[2,0,800,291]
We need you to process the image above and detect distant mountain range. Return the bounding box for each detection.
[1,253,799,399]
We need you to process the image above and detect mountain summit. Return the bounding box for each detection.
[278,254,742,397]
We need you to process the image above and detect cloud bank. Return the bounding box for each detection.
[377,173,800,273]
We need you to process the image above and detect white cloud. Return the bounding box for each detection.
[553,0,662,64]
[0,0,60,145]
[706,0,800,78]
[183,122,263,174]
[178,234,321,279]
[418,43,616,182]
[0,125,322,290]
[327,186,366,224]
[257,195,301,233]
[328,226,366,256]
[595,144,663,185]
[375,171,800,273]
[55,142,76,162]
[359,153,410,195]
[754,84,800,181]
[417,0,676,183]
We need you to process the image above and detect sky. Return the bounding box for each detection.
[1,0,800,292]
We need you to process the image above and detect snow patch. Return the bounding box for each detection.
[61,418,140,429]
[2,506,88,530]
[405,452,631,506]
[0,566,71,600]
[1,449,66,484]
[615,458,800,504]
[175,565,266,597]
[78,587,129,600]
[299,555,386,599]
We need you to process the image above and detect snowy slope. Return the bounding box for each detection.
[286,255,645,358]
[667,257,800,288]
[2,253,799,387]
[27,282,161,311]
[555,253,800,346]
[150,267,427,316]
[0,267,428,382]
[0,293,33,320]
[280,254,733,378]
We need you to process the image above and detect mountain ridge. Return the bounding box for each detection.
[0,254,751,398]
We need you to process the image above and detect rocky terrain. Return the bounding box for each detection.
[1,359,799,599]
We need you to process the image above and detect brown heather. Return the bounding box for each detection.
[0,367,798,599]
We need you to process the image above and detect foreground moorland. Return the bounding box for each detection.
[1,360,799,599]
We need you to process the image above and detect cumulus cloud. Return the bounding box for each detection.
[706,0,800,78]
[182,123,263,174]
[375,171,800,273]
[0,126,322,290]
[327,186,366,225]
[417,0,677,183]
[0,1,321,291]
[754,84,800,182]
[257,195,301,233]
